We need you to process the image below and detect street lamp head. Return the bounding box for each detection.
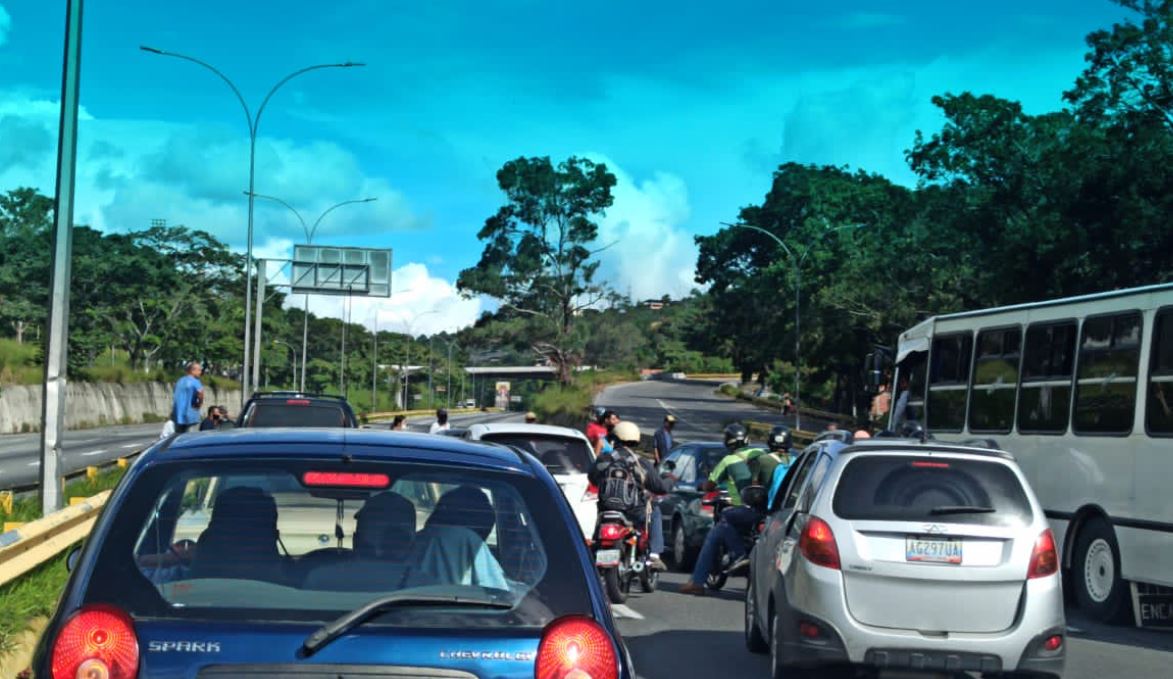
[362,197,378,203]
[139,45,166,55]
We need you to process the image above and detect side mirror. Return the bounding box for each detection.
[741,485,768,512]
[66,544,82,572]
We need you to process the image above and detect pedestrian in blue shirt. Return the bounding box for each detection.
[172,362,205,433]
[653,414,676,464]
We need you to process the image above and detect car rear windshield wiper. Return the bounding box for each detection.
[928,505,996,515]
[300,591,514,657]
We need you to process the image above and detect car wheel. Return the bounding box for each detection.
[672,519,695,571]
[744,573,768,653]
[769,605,785,679]
[1073,517,1130,623]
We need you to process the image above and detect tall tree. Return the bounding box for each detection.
[457,156,617,382]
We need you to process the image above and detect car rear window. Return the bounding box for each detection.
[832,454,1034,527]
[478,433,593,474]
[244,402,350,427]
[85,457,591,629]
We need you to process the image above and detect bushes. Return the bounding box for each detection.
[531,384,593,429]
[0,339,41,386]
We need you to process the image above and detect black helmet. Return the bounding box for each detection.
[768,425,792,452]
[723,423,748,450]
[592,406,607,423]
[900,419,928,441]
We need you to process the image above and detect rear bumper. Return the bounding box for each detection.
[779,564,1066,676]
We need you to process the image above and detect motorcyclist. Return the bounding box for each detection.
[588,420,674,571]
[586,407,618,456]
[759,424,795,486]
[679,423,768,595]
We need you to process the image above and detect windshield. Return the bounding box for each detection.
[478,433,593,475]
[244,403,351,428]
[832,454,1034,527]
[85,458,590,628]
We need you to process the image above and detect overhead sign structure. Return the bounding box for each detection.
[292,245,392,297]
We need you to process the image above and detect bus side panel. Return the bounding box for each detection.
[1127,435,1173,588]
[1116,527,1173,589]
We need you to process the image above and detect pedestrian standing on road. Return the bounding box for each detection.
[525,411,538,424]
[391,415,407,431]
[653,415,676,464]
[781,392,795,416]
[870,383,891,429]
[171,362,205,434]
[429,408,450,434]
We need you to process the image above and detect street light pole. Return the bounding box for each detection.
[395,309,439,409]
[140,46,363,406]
[250,193,377,392]
[723,221,864,431]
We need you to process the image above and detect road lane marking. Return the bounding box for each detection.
[612,604,644,620]
[81,449,107,457]
[120,443,141,449]
[27,461,39,467]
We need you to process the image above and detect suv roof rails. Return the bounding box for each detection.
[843,438,1013,460]
[248,391,350,402]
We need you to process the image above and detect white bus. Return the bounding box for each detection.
[881,282,1172,625]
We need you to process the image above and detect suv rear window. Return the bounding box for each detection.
[832,454,1033,527]
[86,458,590,629]
[478,433,593,474]
[244,402,351,427]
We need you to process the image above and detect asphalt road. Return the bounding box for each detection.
[0,409,521,491]
[615,572,1172,679]
[598,380,1172,678]
[596,378,834,444]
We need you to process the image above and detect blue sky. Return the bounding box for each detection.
[0,1,1129,332]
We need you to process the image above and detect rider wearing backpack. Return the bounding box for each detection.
[588,420,675,571]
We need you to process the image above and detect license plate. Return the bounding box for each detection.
[595,549,621,566]
[905,536,962,564]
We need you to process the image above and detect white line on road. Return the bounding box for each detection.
[27,461,39,467]
[120,443,141,449]
[611,604,644,620]
[81,449,107,457]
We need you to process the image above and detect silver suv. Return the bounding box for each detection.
[745,439,1065,679]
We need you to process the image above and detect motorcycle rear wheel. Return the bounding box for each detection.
[603,567,628,604]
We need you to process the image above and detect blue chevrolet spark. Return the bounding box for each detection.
[33,428,632,679]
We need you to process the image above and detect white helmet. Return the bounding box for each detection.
[613,420,640,445]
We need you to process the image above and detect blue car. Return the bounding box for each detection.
[33,428,632,679]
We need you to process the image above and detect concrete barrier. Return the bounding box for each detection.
[0,382,241,434]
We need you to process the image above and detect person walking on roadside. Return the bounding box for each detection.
[391,414,407,431]
[199,405,221,431]
[429,408,450,434]
[653,414,676,464]
[172,361,205,434]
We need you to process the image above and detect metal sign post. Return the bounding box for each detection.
[251,259,267,392]
[39,0,84,515]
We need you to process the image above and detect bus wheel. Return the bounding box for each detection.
[1072,517,1130,623]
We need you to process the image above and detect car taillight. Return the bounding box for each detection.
[1028,529,1058,579]
[51,605,139,679]
[599,523,628,541]
[535,616,618,679]
[582,484,598,502]
[798,517,841,570]
[1043,634,1063,652]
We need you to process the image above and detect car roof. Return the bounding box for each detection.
[150,428,536,474]
[468,422,591,441]
[246,392,351,404]
[834,438,1015,461]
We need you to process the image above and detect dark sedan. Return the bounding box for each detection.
[656,441,728,570]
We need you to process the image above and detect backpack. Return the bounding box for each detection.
[598,448,645,513]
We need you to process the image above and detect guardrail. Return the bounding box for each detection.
[0,490,110,587]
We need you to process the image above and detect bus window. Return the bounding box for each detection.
[969,327,1021,433]
[1147,308,1173,436]
[1017,321,1077,434]
[927,333,973,432]
[1074,311,1142,435]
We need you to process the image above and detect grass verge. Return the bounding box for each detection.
[0,467,128,655]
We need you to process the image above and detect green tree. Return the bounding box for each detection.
[457,156,617,383]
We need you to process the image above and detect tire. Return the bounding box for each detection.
[603,567,627,604]
[769,606,785,679]
[1072,517,1130,623]
[639,567,658,593]
[706,541,728,591]
[744,573,768,653]
[671,519,696,571]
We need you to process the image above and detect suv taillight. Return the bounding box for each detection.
[798,517,841,570]
[1028,529,1059,579]
[51,604,139,679]
[536,616,618,679]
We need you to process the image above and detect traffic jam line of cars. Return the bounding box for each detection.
[29,390,1073,678]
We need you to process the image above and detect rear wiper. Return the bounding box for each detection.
[928,505,996,515]
[300,592,513,657]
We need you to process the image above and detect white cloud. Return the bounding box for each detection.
[0,5,10,47]
[0,89,418,246]
[589,156,698,301]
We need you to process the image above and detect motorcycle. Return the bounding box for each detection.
[700,485,768,591]
[592,510,657,604]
